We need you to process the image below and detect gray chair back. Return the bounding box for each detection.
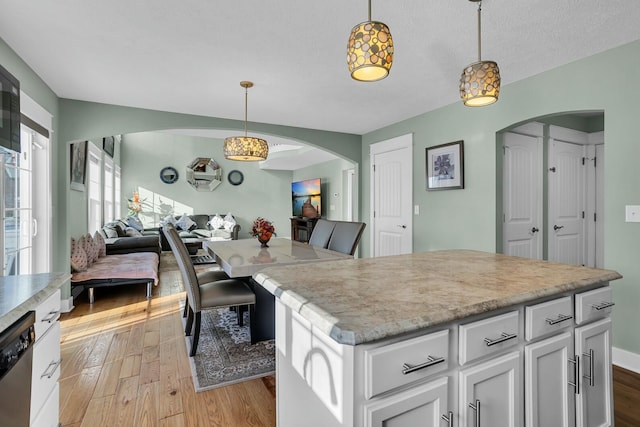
[308,219,336,248]
[164,225,201,310]
[327,221,366,255]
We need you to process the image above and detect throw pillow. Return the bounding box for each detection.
[126,215,144,232]
[70,237,76,254]
[176,213,196,231]
[93,231,107,257]
[125,227,143,237]
[84,233,99,264]
[209,214,224,229]
[102,227,118,239]
[70,242,88,272]
[160,215,177,227]
[223,213,237,231]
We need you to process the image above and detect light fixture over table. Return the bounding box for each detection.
[459,0,501,106]
[347,0,394,82]
[223,81,269,161]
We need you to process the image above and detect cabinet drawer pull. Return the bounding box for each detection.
[41,359,62,379]
[401,355,445,375]
[469,399,481,427]
[583,349,595,387]
[441,411,453,427]
[484,332,517,347]
[41,311,60,323]
[569,355,580,394]
[545,314,573,325]
[591,301,615,311]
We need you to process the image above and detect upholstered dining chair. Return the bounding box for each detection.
[327,221,366,256]
[308,219,337,248]
[164,225,256,356]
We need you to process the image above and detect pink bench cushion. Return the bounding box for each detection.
[72,252,159,285]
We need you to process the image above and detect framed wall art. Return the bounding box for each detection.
[103,136,115,157]
[426,140,464,190]
[70,140,88,191]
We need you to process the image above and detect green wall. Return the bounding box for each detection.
[293,158,357,221]
[121,132,292,237]
[362,39,640,354]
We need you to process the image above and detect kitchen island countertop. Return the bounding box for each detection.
[0,272,70,331]
[253,250,622,345]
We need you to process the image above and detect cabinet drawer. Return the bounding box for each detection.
[364,329,449,399]
[575,286,613,325]
[459,311,519,365]
[34,289,61,340]
[525,296,573,341]
[31,321,61,422]
[30,382,59,427]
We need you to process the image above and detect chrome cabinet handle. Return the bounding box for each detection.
[41,359,62,379]
[583,349,595,387]
[484,332,517,347]
[41,311,60,323]
[591,301,615,311]
[469,399,481,427]
[441,411,453,427]
[402,355,445,375]
[545,314,573,325]
[569,355,580,394]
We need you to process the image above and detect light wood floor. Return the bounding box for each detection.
[58,266,276,427]
[58,259,640,426]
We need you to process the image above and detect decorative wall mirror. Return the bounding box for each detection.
[160,166,179,184]
[186,157,222,191]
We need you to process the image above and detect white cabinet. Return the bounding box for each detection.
[364,377,450,427]
[30,289,61,427]
[524,331,575,427]
[575,318,613,427]
[459,351,522,427]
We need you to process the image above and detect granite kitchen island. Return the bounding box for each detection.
[253,250,622,427]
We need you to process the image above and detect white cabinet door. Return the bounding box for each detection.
[524,332,576,427]
[575,318,612,427]
[459,351,522,427]
[364,376,450,427]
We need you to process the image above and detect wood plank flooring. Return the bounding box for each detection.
[58,258,640,426]
[59,266,276,427]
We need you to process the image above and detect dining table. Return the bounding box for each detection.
[204,237,353,343]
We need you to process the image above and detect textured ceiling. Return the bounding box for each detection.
[1,0,640,136]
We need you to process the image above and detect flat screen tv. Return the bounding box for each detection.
[292,178,321,218]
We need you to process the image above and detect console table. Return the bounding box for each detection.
[290,217,319,242]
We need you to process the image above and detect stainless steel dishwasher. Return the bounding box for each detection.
[0,311,36,426]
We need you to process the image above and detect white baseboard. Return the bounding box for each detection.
[60,296,75,313]
[613,346,640,374]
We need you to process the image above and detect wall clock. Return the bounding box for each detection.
[160,166,179,184]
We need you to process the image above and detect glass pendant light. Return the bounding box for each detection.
[224,81,269,161]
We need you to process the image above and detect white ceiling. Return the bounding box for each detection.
[2,1,639,146]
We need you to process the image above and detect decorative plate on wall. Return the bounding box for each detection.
[160,166,179,184]
[228,170,244,186]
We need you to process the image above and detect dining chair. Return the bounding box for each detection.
[164,225,255,356]
[327,221,366,256]
[308,219,337,248]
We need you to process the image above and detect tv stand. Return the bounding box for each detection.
[290,217,319,243]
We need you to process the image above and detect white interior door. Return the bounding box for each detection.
[502,131,543,259]
[371,134,413,257]
[548,139,586,266]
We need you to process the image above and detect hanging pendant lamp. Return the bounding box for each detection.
[347,0,394,82]
[223,81,269,161]
[459,0,501,107]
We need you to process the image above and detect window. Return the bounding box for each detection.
[115,164,121,219]
[87,142,102,234]
[103,156,114,222]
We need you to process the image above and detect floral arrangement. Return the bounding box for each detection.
[250,217,276,241]
[127,191,144,216]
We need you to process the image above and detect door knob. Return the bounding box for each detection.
[397,225,407,229]
[531,227,539,233]
[553,225,564,231]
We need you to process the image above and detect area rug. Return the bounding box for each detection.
[183,306,276,392]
